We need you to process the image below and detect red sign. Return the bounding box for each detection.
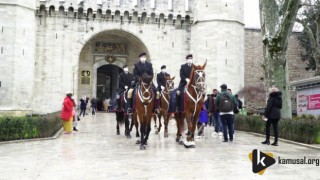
[307,94,320,110]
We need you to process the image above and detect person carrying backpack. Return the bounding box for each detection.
[215,84,237,142]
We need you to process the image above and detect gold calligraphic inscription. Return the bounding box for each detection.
[94,42,128,55]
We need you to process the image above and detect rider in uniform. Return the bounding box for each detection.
[127,52,160,113]
[117,65,133,110]
[176,54,194,111]
[157,65,170,92]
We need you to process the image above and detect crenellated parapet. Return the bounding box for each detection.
[36,0,194,26]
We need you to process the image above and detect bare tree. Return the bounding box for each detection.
[259,0,301,119]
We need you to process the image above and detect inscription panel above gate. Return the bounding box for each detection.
[94,42,128,55]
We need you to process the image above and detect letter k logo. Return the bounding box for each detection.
[249,149,276,175]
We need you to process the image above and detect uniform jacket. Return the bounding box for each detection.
[178,63,193,88]
[157,72,170,90]
[133,61,154,83]
[60,96,73,121]
[119,72,134,91]
[264,91,282,120]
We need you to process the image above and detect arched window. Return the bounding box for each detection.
[123,11,130,22]
[78,7,84,19]
[159,13,165,24]
[68,7,74,18]
[49,6,55,17]
[40,5,46,16]
[132,12,138,23]
[106,10,111,21]
[87,8,93,20]
[59,6,65,17]
[114,10,120,22]
[167,14,173,25]
[150,13,156,23]
[96,9,102,19]
[141,12,147,23]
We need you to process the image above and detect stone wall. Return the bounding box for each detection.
[244,28,315,112]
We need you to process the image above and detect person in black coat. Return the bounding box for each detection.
[127,52,158,113]
[117,65,134,110]
[262,87,282,146]
[132,52,154,86]
[177,54,193,94]
[157,65,170,92]
[176,54,193,111]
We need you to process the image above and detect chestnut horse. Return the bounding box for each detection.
[154,76,175,137]
[134,73,155,150]
[174,61,207,148]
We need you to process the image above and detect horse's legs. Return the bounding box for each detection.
[185,112,193,141]
[116,122,120,135]
[153,114,157,128]
[124,115,131,138]
[175,112,184,142]
[164,112,169,138]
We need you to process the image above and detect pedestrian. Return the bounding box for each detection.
[91,97,97,115]
[196,102,208,138]
[215,84,237,142]
[60,93,74,134]
[261,86,282,146]
[211,89,223,136]
[71,98,79,131]
[79,96,87,117]
[205,93,213,126]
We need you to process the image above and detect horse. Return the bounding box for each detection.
[154,76,175,137]
[174,61,207,148]
[133,73,155,150]
[115,90,139,139]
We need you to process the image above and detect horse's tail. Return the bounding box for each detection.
[116,110,125,125]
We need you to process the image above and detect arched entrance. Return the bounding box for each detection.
[77,29,150,103]
[96,64,123,100]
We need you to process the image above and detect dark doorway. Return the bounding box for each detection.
[96,65,123,102]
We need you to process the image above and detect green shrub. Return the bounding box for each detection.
[0,112,62,142]
[235,115,320,144]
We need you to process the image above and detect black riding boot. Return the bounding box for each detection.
[176,94,181,112]
[127,98,132,114]
[117,98,121,111]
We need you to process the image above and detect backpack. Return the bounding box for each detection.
[219,93,234,112]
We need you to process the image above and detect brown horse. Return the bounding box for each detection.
[133,73,155,150]
[174,61,207,148]
[154,76,175,137]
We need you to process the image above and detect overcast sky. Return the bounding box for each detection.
[244,0,260,28]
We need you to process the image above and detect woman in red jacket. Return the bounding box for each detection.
[60,93,74,134]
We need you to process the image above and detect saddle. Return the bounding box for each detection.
[168,88,185,113]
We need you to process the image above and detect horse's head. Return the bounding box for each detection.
[165,76,175,92]
[190,60,207,93]
[140,73,153,86]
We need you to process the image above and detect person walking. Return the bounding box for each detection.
[215,84,237,142]
[211,89,223,136]
[60,93,74,134]
[261,86,282,146]
[91,97,97,115]
[79,96,87,117]
[71,98,79,131]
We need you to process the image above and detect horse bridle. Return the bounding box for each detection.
[138,82,153,105]
[186,70,206,117]
[160,79,174,111]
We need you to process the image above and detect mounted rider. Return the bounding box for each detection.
[127,52,160,113]
[176,54,194,111]
[116,65,134,111]
[157,65,170,92]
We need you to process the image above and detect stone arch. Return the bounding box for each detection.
[123,11,130,22]
[150,13,156,23]
[167,14,173,25]
[77,29,151,98]
[141,12,147,23]
[132,11,138,23]
[159,13,165,24]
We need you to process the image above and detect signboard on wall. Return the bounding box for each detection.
[81,70,91,85]
[297,87,320,115]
